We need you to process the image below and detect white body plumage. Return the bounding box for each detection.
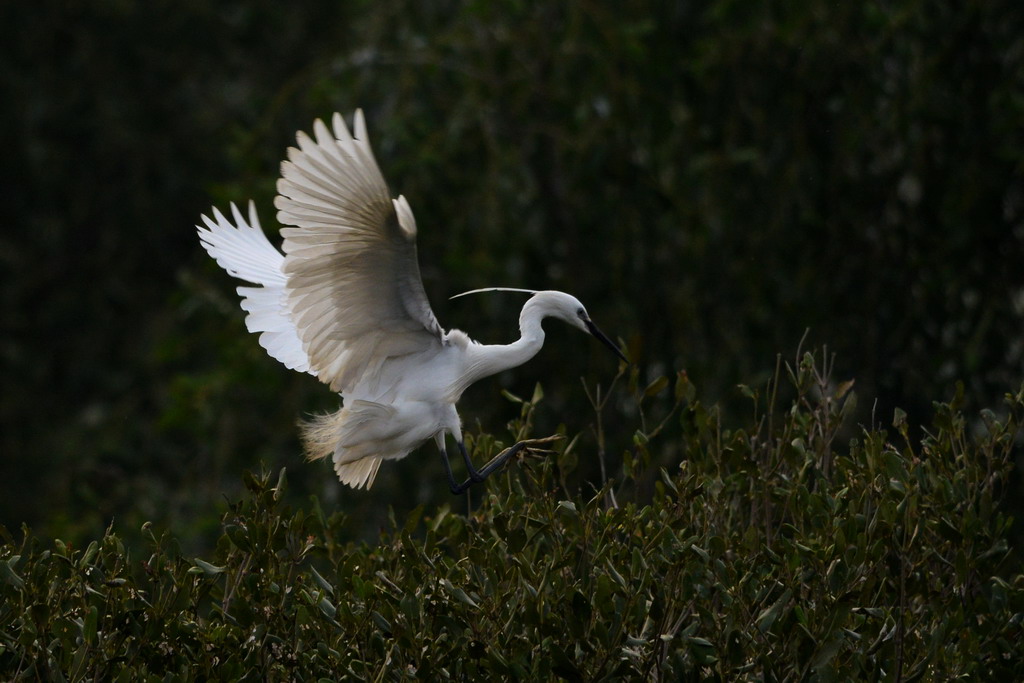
[197,111,624,492]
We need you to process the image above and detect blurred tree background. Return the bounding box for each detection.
[2,0,1022,549]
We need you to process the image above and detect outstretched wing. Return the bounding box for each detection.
[275,110,444,394]
[197,202,315,375]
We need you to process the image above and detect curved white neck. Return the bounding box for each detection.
[517,296,548,345]
[456,298,549,393]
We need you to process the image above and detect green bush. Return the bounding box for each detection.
[2,353,1022,680]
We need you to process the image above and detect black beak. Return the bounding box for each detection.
[584,319,628,363]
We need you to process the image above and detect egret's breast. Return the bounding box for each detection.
[344,343,467,405]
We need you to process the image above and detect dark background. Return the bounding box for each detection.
[2,1,1022,548]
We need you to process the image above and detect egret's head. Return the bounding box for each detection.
[531,291,628,363]
[450,287,629,363]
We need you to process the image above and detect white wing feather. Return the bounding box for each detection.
[197,202,315,375]
[275,110,443,393]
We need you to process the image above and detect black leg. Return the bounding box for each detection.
[460,440,528,481]
[439,443,472,495]
[440,440,529,495]
[457,440,485,484]
[440,436,562,495]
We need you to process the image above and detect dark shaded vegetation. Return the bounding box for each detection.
[3,356,1023,679]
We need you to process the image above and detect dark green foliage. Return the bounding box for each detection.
[3,357,1022,680]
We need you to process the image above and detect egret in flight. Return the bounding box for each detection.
[197,110,626,494]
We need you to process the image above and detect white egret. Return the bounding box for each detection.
[197,110,626,494]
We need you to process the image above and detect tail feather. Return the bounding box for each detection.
[298,409,344,462]
[335,457,383,490]
[298,403,393,490]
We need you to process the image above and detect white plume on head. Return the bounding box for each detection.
[449,287,538,300]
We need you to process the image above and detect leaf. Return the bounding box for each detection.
[1,557,24,590]
[690,545,710,562]
[370,611,392,634]
[755,588,792,633]
[978,538,1009,561]
[674,370,696,402]
[659,467,679,495]
[318,595,337,619]
[224,524,252,552]
[441,578,479,608]
[192,558,226,576]
[403,504,425,534]
[811,635,844,670]
[83,605,98,644]
[501,389,524,404]
[835,378,856,399]
[557,500,579,517]
[892,407,907,428]
[309,565,335,596]
[273,467,288,500]
[80,541,98,568]
[644,376,669,397]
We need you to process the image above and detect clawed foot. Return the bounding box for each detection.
[479,435,564,470]
[443,435,564,495]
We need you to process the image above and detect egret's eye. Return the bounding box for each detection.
[576,308,586,319]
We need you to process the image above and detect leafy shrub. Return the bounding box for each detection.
[2,353,1022,680]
